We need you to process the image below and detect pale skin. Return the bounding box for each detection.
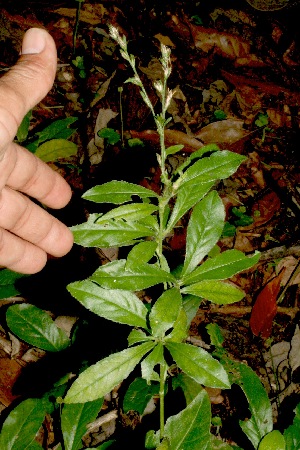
[0,28,73,274]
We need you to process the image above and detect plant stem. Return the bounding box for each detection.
[159,362,167,440]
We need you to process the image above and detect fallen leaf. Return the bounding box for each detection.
[55,4,107,25]
[251,191,281,227]
[195,119,248,145]
[249,271,284,339]
[277,256,300,286]
[130,129,203,153]
[0,358,22,406]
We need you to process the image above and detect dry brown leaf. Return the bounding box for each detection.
[154,33,175,48]
[195,119,248,145]
[55,4,107,25]
[191,24,250,58]
[277,256,300,286]
[130,129,203,153]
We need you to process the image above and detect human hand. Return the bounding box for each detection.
[0,28,73,274]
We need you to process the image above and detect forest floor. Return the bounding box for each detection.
[0,0,300,448]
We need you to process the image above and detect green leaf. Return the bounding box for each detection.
[128,329,150,346]
[123,377,159,414]
[90,259,175,291]
[163,389,212,450]
[95,203,158,223]
[181,191,225,277]
[173,144,220,177]
[166,180,214,232]
[0,269,28,299]
[62,398,103,450]
[149,288,182,338]
[206,323,224,348]
[182,250,260,285]
[126,241,158,268]
[95,441,116,449]
[181,280,245,305]
[67,280,148,328]
[211,437,242,449]
[35,138,78,162]
[166,342,230,389]
[71,217,155,248]
[165,308,189,343]
[166,144,184,156]
[64,341,155,403]
[178,150,246,188]
[284,403,300,449]
[35,117,78,142]
[182,295,202,327]
[141,343,164,383]
[258,430,286,450]
[6,304,70,352]
[145,430,161,449]
[17,109,31,143]
[82,180,158,204]
[98,127,120,145]
[222,357,273,448]
[172,373,203,405]
[0,397,52,450]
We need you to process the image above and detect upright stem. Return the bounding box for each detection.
[159,362,167,440]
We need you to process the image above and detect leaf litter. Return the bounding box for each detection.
[1,0,300,447]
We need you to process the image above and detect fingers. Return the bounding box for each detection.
[0,28,57,154]
[2,142,72,209]
[0,187,74,274]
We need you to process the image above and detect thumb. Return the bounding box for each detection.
[0,28,57,147]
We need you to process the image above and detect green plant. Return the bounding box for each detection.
[61,27,262,447]
[1,27,295,450]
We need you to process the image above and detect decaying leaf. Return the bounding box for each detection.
[55,4,107,25]
[249,271,284,339]
[130,129,203,153]
[195,119,248,145]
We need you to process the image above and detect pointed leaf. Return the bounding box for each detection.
[6,304,70,352]
[141,343,164,383]
[182,295,202,326]
[182,250,260,285]
[64,342,155,403]
[165,308,189,343]
[222,357,273,448]
[90,260,175,291]
[163,389,212,450]
[149,288,182,337]
[95,203,158,223]
[284,402,300,449]
[62,398,103,450]
[0,397,52,450]
[67,280,148,328]
[181,280,245,305]
[249,273,283,339]
[35,117,78,142]
[167,180,214,232]
[179,150,246,188]
[172,373,203,405]
[0,269,28,299]
[181,191,225,277]
[128,329,150,346]
[71,217,155,248]
[35,139,78,162]
[126,241,158,268]
[82,181,158,204]
[166,144,184,156]
[166,342,230,389]
[123,377,159,414]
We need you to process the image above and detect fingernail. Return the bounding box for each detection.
[21,28,47,55]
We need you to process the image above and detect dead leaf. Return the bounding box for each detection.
[195,119,248,145]
[154,33,175,48]
[249,271,284,339]
[0,358,22,406]
[277,256,300,286]
[290,325,300,373]
[130,129,203,153]
[191,23,251,59]
[251,191,281,227]
[55,4,107,25]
